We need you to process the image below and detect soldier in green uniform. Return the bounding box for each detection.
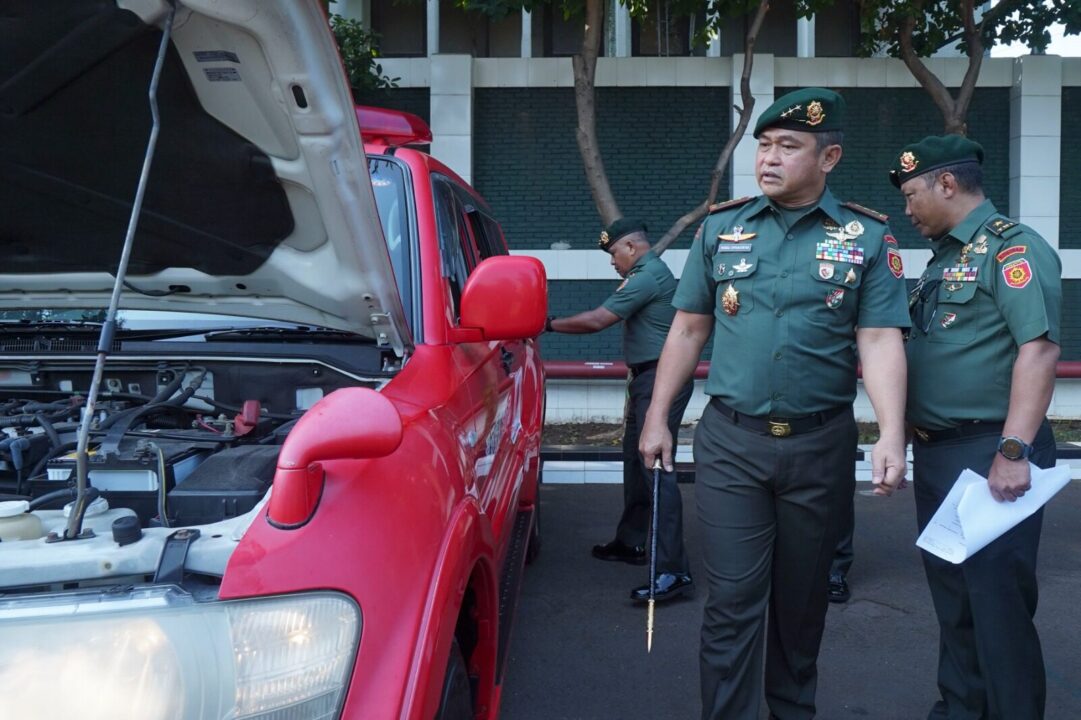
[639,88,910,720]
[546,218,695,602]
[891,135,1061,720]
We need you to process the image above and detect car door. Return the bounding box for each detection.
[432,176,524,549]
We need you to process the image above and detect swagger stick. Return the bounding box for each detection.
[647,458,661,652]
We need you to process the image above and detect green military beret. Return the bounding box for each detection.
[889,135,984,188]
[598,217,647,251]
[753,87,845,138]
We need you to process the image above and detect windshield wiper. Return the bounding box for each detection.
[203,326,365,342]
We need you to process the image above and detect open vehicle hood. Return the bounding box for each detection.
[0,0,411,356]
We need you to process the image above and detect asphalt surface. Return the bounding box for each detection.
[500,481,1081,719]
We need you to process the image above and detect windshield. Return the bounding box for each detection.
[368,157,416,334]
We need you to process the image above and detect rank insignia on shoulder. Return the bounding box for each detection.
[842,201,888,223]
[996,245,1027,263]
[986,218,1017,236]
[708,197,754,214]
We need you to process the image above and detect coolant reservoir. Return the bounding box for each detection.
[0,500,44,541]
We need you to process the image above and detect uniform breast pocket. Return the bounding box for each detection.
[807,263,861,325]
[713,250,759,313]
[927,281,978,344]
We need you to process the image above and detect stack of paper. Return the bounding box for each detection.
[916,464,1071,564]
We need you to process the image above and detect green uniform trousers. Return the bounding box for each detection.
[616,367,693,574]
[694,399,857,720]
[913,420,1054,720]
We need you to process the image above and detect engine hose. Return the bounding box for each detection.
[34,413,62,449]
[28,487,78,511]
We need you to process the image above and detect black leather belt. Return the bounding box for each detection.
[628,360,659,378]
[912,421,1004,444]
[710,398,846,438]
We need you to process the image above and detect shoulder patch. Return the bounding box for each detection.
[995,245,1027,263]
[708,196,754,214]
[985,217,1024,240]
[842,201,888,223]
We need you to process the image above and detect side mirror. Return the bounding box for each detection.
[268,387,403,528]
[456,256,547,341]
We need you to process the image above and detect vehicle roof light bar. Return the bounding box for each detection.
[62,3,176,542]
[356,106,432,147]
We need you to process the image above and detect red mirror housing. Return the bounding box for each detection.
[268,387,403,528]
[457,256,547,341]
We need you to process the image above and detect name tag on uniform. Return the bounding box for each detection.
[715,244,753,253]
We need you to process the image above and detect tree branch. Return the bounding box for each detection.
[897,12,963,133]
[653,0,769,254]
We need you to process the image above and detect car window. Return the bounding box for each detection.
[432,177,476,323]
[462,201,508,260]
[368,157,416,333]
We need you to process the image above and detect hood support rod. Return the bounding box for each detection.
[64,5,176,541]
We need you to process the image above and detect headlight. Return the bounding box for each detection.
[0,587,360,720]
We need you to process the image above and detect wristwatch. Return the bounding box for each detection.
[997,435,1034,461]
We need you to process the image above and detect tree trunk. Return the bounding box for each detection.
[897,11,978,135]
[572,0,621,226]
[652,0,770,254]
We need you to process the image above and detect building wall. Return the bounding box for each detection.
[373,55,1081,370]
[1061,87,1081,250]
[473,86,729,251]
[815,87,1011,249]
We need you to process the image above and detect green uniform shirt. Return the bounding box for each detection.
[674,188,910,416]
[906,200,1062,430]
[602,250,678,365]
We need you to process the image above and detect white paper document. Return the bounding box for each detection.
[916,464,1071,564]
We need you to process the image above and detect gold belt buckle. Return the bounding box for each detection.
[768,420,791,438]
[914,427,930,442]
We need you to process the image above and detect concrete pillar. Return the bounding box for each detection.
[797,15,815,58]
[707,11,721,57]
[335,0,370,25]
[614,1,632,57]
[427,0,440,56]
[1009,55,1062,248]
[521,8,533,58]
[731,53,774,200]
[429,55,473,183]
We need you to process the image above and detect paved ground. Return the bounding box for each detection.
[500,481,1081,719]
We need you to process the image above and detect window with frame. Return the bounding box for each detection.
[432,177,478,323]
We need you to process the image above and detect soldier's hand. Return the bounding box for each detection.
[638,412,673,473]
[870,436,907,496]
[988,453,1032,502]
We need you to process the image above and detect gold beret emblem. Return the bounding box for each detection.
[900,151,919,173]
[804,101,825,127]
[598,230,609,248]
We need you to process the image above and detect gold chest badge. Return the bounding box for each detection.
[722,282,740,316]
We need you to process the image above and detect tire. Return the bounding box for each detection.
[434,638,472,720]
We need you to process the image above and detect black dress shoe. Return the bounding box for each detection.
[828,572,850,603]
[591,539,647,565]
[630,572,693,603]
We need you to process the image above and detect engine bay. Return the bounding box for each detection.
[0,356,381,591]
